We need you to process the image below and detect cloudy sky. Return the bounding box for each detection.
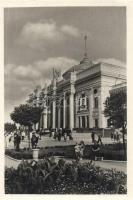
[4,7,126,122]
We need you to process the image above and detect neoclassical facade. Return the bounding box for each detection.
[27,53,126,130]
[27,34,126,131]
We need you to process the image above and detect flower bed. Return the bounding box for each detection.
[5,157,127,194]
[5,143,126,161]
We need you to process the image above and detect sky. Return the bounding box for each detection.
[4,7,126,123]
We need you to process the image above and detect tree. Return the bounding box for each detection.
[104,89,127,159]
[10,104,43,148]
[10,104,43,130]
[4,123,16,133]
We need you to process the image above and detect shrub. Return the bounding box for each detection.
[5,143,126,161]
[5,158,127,194]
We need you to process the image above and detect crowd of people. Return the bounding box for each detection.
[4,129,40,150]
[4,127,73,150]
[49,128,73,142]
[5,130,22,151]
[111,129,122,142]
[5,127,121,162]
[74,128,103,161]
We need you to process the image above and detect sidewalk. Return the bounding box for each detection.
[7,133,116,149]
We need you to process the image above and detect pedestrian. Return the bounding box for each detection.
[111,131,114,141]
[91,129,95,143]
[58,128,62,141]
[21,130,25,140]
[15,133,21,151]
[53,128,57,140]
[74,143,81,161]
[49,128,52,137]
[79,140,85,160]
[91,140,100,160]
[51,129,55,137]
[14,132,17,149]
[116,131,120,142]
[39,128,43,140]
[30,130,33,141]
[5,133,11,148]
[114,130,117,142]
[63,129,67,142]
[69,129,73,140]
[97,134,103,145]
[31,132,38,149]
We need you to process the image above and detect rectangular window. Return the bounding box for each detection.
[87,97,89,110]
[107,119,111,127]
[94,97,98,108]
[79,97,87,110]
[82,116,85,128]
[78,117,80,128]
[87,116,89,128]
[95,119,99,128]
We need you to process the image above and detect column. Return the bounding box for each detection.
[69,71,76,129]
[89,88,94,128]
[85,115,88,128]
[43,109,47,128]
[99,87,110,128]
[63,93,66,128]
[52,100,56,129]
[69,93,74,129]
[80,116,82,128]
[58,106,61,129]
[36,122,39,130]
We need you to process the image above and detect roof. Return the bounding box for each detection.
[62,55,93,78]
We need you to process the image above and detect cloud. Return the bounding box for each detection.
[18,20,80,48]
[95,58,126,67]
[20,21,63,42]
[13,65,41,79]
[61,25,80,37]
[4,56,78,122]
[36,57,78,75]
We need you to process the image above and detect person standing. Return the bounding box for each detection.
[31,132,38,149]
[15,133,21,151]
[111,131,114,141]
[21,130,25,140]
[91,130,95,143]
[97,134,103,145]
[14,132,17,150]
[91,140,100,160]
[58,128,62,141]
[74,143,81,161]
[5,133,11,149]
[79,141,85,160]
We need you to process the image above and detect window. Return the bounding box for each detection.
[81,93,85,98]
[78,117,80,128]
[107,119,110,127]
[87,116,89,128]
[94,97,98,108]
[94,89,98,94]
[95,119,99,128]
[78,99,80,111]
[86,97,89,110]
[82,116,85,128]
[79,97,87,110]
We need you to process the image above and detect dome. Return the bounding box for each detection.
[62,55,93,79]
[62,35,93,79]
